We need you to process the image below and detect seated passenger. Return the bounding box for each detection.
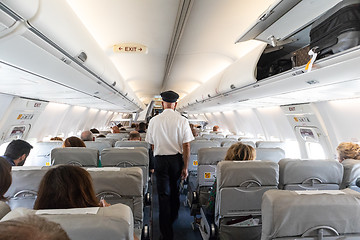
[0,215,70,240]
[205,142,256,216]
[1,140,33,166]
[80,131,95,141]
[211,125,220,133]
[50,137,63,141]
[190,123,198,137]
[33,165,138,240]
[138,122,147,133]
[34,165,108,209]
[128,131,141,141]
[131,123,137,129]
[336,142,360,163]
[90,128,100,134]
[62,137,86,148]
[112,126,120,133]
[96,134,106,138]
[0,157,12,219]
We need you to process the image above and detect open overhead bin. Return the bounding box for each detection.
[178,0,360,113]
[0,0,145,111]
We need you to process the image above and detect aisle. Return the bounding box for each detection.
[151,176,202,240]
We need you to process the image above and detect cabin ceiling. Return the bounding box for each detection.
[66,0,276,104]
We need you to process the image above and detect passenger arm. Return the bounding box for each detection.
[181,142,190,180]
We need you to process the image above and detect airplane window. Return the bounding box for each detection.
[306,142,326,159]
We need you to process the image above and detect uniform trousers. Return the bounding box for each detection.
[155,153,183,240]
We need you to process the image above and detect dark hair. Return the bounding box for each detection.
[89,128,100,134]
[50,137,63,141]
[0,158,11,200]
[62,137,86,148]
[138,122,146,131]
[128,131,141,140]
[4,140,33,160]
[131,123,137,128]
[34,165,99,210]
[0,215,70,240]
[96,134,106,138]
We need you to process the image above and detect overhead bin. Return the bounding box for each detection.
[0,0,144,111]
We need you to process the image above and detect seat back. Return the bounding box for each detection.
[84,141,112,153]
[115,140,150,149]
[255,148,285,163]
[106,133,129,140]
[0,201,10,220]
[5,166,49,209]
[215,161,279,225]
[220,139,237,147]
[279,159,343,190]
[100,147,149,192]
[189,140,220,173]
[87,167,143,229]
[197,147,227,187]
[256,141,285,149]
[202,134,220,140]
[261,189,360,240]
[95,138,116,147]
[341,159,360,191]
[1,204,134,240]
[51,148,99,167]
[26,141,63,166]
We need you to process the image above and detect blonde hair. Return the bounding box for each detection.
[336,142,360,162]
[224,142,256,161]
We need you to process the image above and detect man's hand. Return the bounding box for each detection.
[181,167,188,180]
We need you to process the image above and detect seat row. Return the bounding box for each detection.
[3,166,146,239]
[197,160,360,240]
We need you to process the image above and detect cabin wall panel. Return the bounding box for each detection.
[315,98,360,146]
[0,94,14,123]
[255,107,297,141]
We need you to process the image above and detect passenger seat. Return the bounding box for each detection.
[255,148,285,163]
[1,203,134,240]
[341,159,360,191]
[279,159,343,190]
[51,148,99,167]
[262,189,360,239]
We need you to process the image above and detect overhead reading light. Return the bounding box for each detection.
[77,51,87,62]
[306,80,319,85]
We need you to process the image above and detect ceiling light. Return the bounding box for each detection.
[306,80,319,85]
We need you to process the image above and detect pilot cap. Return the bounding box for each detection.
[161,90,179,103]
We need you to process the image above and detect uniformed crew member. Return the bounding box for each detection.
[146,90,194,240]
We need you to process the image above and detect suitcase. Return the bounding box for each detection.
[310,0,360,59]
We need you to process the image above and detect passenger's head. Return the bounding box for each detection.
[212,125,220,132]
[138,122,146,131]
[34,165,99,210]
[0,215,70,240]
[4,140,33,166]
[96,134,106,138]
[89,128,100,134]
[161,90,179,110]
[50,137,63,141]
[128,131,141,141]
[336,142,360,162]
[0,157,11,200]
[62,137,86,148]
[112,126,120,133]
[80,131,94,141]
[224,142,256,161]
[131,123,137,128]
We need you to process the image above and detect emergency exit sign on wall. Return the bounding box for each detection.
[113,43,148,54]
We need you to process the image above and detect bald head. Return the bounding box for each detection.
[80,131,94,141]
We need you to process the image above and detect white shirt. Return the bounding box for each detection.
[146,109,194,156]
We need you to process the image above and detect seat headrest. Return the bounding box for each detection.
[84,141,112,151]
[217,161,279,189]
[262,189,360,240]
[87,167,143,196]
[115,141,149,149]
[51,148,99,167]
[190,140,220,154]
[341,159,360,188]
[279,159,343,187]
[255,148,285,163]
[197,147,227,165]
[100,147,148,166]
[256,141,285,149]
[1,204,134,240]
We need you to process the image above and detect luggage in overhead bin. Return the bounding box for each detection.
[310,0,360,59]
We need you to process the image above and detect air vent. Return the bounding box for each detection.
[230,84,236,89]
[77,51,87,62]
[60,57,71,65]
